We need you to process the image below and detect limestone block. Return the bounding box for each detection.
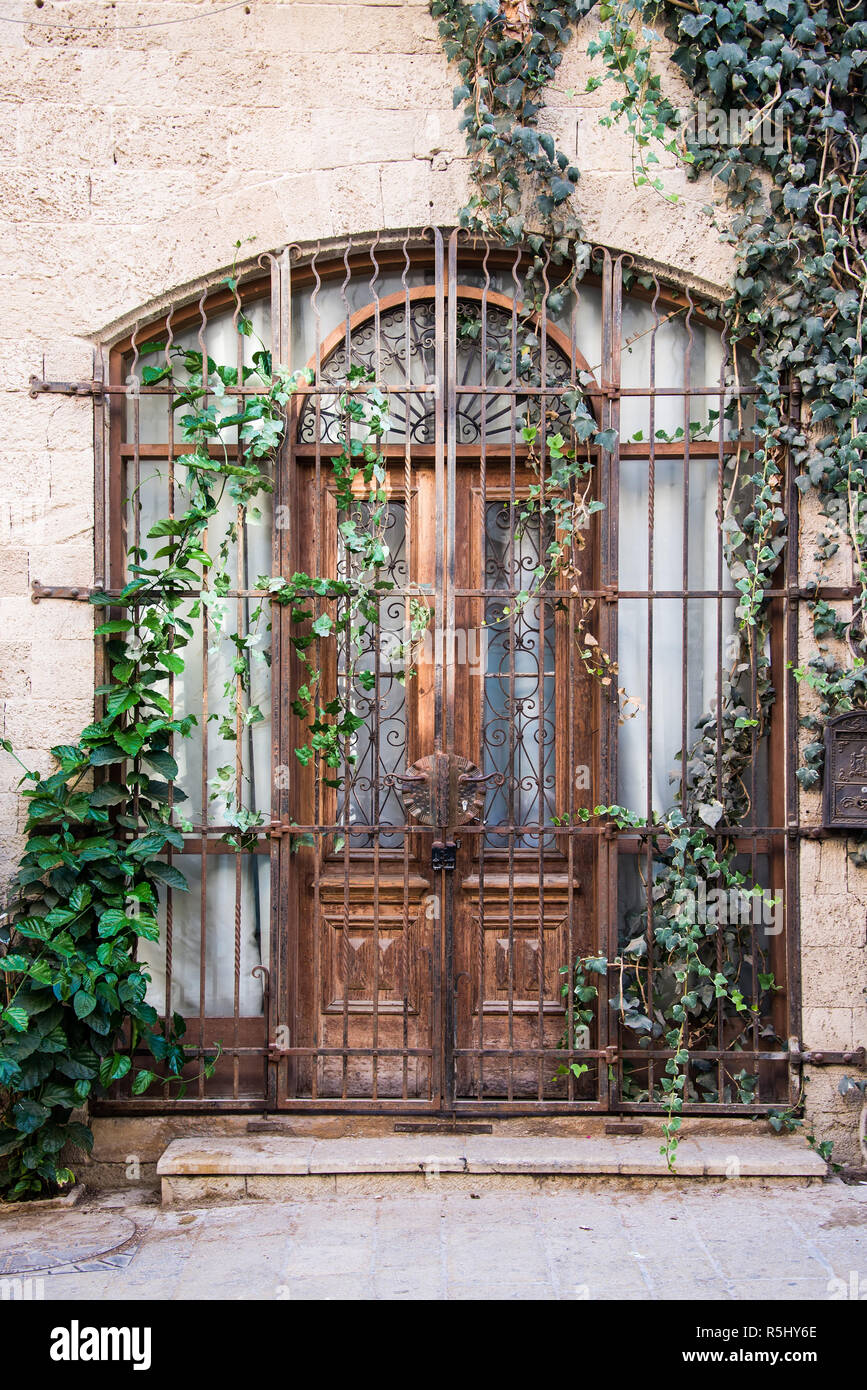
[291,53,452,110]
[90,1113,258,1164]
[0,170,92,223]
[0,745,53,790]
[844,850,867,906]
[109,106,242,171]
[158,1137,315,1177]
[15,397,93,455]
[800,946,867,1009]
[89,169,211,224]
[320,164,384,238]
[379,155,470,229]
[798,894,866,948]
[0,643,30,700]
[803,1068,865,1165]
[799,489,851,588]
[0,338,58,391]
[16,102,115,169]
[0,549,29,596]
[801,1006,856,1051]
[29,638,94,701]
[72,47,290,109]
[800,839,848,896]
[0,596,91,645]
[554,8,693,112]
[300,109,425,169]
[252,4,438,55]
[569,170,734,287]
[2,696,93,749]
[1,504,53,550]
[224,115,316,174]
[161,1175,245,1206]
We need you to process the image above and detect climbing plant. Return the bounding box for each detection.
[588,0,867,777]
[0,292,421,1199]
[433,0,865,1158]
[2,0,865,1195]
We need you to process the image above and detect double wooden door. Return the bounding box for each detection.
[274,286,598,1109]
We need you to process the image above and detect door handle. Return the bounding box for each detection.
[456,768,504,790]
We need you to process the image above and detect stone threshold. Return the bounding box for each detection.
[157,1134,827,1203]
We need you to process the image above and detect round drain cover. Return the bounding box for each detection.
[0,1209,137,1274]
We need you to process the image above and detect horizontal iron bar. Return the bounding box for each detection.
[393,1122,493,1133]
[453,1048,616,1059]
[89,381,764,398]
[75,584,852,605]
[121,441,750,457]
[617,1049,792,1061]
[172,822,795,839]
[600,1102,791,1116]
[97,1098,792,1116]
[259,1047,434,1058]
[274,1101,441,1113]
[94,1100,270,1114]
[24,820,803,845]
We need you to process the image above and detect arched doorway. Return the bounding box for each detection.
[108,230,792,1118]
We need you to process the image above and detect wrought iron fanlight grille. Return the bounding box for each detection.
[298,295,576,446]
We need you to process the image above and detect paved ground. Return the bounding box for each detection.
[2,1178,866,1301]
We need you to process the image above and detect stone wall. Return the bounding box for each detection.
[0,0,862,1158]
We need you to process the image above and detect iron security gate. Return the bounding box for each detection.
[86,227,805,1114]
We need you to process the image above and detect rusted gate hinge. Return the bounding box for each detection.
[29,375,103,399]
[31,581,96,604]
[789,1043,865,1068]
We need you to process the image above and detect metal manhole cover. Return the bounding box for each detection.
[0,1209,139,1274]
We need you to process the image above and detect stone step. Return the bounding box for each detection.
[157,1133,827,1204]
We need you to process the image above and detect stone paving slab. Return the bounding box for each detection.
[4,1181,862,1302]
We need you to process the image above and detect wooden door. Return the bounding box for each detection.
[276,283,599,1108]
[449,467,597,1102]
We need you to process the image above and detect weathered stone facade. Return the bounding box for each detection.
[0,0,863,1160]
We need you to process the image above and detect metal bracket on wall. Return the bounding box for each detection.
[789,1043,865,1068]
[29,375,104,399]
[30,581,97,604]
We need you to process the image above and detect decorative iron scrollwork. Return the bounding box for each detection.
[387,752,504,827]
[298,297,574,445]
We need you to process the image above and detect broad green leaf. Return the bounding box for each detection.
[73,990,97,1019]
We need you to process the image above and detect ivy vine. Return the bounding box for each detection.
[0,296,420,1199]
[2,0,866,1195]
[434,0,865,1159]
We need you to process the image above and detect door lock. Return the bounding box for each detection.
[431,839,458,872]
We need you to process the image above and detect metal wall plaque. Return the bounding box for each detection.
[824,712,867,828]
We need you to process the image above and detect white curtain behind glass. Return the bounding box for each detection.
[616,307,734,814]
[126,303,272,1015]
